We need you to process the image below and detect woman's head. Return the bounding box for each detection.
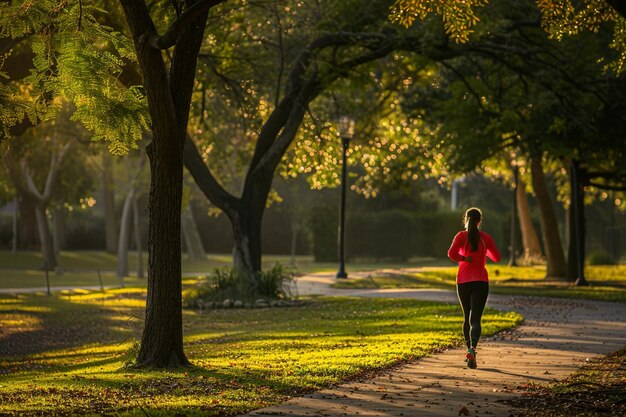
[463,207,482,229]
[463,207,482,251]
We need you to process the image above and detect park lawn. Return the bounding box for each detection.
[0,290,522,416]
[332,265,626,302]
[0,250,446,290]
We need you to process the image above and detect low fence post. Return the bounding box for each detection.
[44,262,50,296]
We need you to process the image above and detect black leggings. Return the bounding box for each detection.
[456,281,489,349]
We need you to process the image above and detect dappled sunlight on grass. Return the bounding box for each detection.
[333,265,626,302]
[0,293,522,416]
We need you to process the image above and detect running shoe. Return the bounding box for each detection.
[465,347,477,369]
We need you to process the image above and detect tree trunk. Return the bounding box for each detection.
[181,205,205,261]
[34,205,56,270]
[567,160,587,284]
[52,206,67,256]
[102,151,118,253]
[17,192,39,249]
[133,195,144,279]
[530,157,567,279]
[120,0,212,368]
[229,208,263,298]
[117,188,134,281]
[136,140,187,367]
[516,178,543,264]
[12,198,18,254]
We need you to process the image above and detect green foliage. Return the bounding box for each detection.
[311,207,507,262]
[0,292,522,416]
[184,264,295,304]
[393,0,626,74]
[586,250,616,265]
[391,0,488,43]
[0,1,148,153]
[309,204,338,262]
[259,263,296,299]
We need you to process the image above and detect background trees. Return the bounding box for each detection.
[0,0,624,371]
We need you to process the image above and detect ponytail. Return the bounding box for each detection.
[463,207,482,252]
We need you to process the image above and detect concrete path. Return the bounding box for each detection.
[242,270,626,417]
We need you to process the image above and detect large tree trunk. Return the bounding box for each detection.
[530,157,567,279]
[137,139,186,366]
[117,188,134,281]
[228,207,263,298]
[34,205,56,270]
[516,178,543,264]
[181,205,205,261]
[120,0,212,368]
[102,151,118,253]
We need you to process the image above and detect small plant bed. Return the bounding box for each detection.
[507,348,626,416]
[332,266,626,302]
[184,264,297,309]
[0,290,522,416]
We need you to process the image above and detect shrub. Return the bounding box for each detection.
[184,264,295,306]
[259,263,296,299]
[310,205,338,262]
[587,250,615,265]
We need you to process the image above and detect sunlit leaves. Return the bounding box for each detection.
[0,1,148,153]
[392,0,626,73]
[390,0,488,43]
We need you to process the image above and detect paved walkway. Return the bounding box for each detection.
[242,270,626,417]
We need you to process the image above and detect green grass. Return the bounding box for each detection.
[333,265,626,302]
[0,290,522,416]
[0,250,447,290]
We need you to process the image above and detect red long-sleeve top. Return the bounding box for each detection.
[447,230,501,284]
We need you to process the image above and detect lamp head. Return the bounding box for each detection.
[338,116,355,139]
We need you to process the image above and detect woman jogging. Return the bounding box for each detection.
[448,207,501,369]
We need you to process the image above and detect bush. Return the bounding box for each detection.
[587,250,615,265]
[310,208,508,262]
[259,263,296,299]
[347,210,414,261]
[184,264,295,306]
[310,204,338,262]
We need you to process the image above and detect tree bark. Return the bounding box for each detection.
[102,150,118,253]
[228,207,263,297]
[516,178,543,264]
[117,188,134,281]
[52,206,67,257]
[530,157,567,279]
[17,192,39,249]
[17,143,70,269]
[120,0,213,367]
[34,205,56,270]
[567,160,587,284]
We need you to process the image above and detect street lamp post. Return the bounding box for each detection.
[509,159,519,267]
[336,116,354,279]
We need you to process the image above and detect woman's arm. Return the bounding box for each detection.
[484,233,501,263]
[447,232,467,262]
